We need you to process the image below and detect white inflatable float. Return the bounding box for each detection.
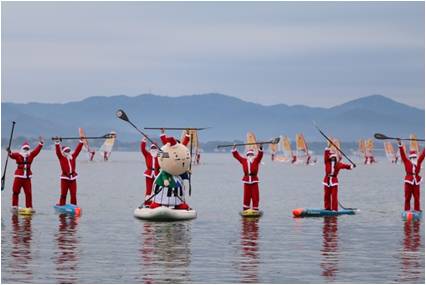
[134,206,197,221]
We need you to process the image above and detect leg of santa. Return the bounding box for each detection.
[22,179,33,208]
[331,186,338,211]
[324,186,331,210]
[70,180,78,205]
[12,177,23,207]
[251,183,260,210]
[59,179,70,206]
[145,177,154,205]
[404,183,413,211]
[413,184,421,211]
[243,184,252,210]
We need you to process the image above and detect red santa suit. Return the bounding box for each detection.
[55,141,83,206]
[140,140,160,205]
[9,141,43,208]
[232,148,264,210]
[323,148,352,211]
[399,144,425,211]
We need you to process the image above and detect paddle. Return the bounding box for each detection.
[313,122,356,167]
[374,133,425,142]
[116,109,163,152]
[144,127,208,131]
[51,133,115,140]
[1,121,16,191]
[217,137,280,148]
[338,201,359,211]
[188,132,194,196]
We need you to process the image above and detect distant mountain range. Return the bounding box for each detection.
[1,93,424,144]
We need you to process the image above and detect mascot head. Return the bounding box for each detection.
[158,137,190,176]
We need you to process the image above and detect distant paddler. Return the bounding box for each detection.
[53,136,84,206]
[7,137,44,211]
[140,137,160,206]
[397,138,425,212]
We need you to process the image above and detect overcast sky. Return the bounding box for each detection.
[2,1,424,107]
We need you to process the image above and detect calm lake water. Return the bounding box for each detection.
[1,151,424,283]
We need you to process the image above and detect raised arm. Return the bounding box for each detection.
[324,148,331,162]
[29,140,44,159]
[55,142,63,158]
[254,147,264,164]
[160,134,168,145]
[418,148,425,165]
[232,148,244,164]
[398,142,408,164]
[72,141,84,158]
[140,139,149,157]
[8,151,19,160]
[182,133,190,146]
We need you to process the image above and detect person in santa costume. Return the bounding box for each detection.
[232,145,264,211]
[140,137,160,206]
[397,139,425,211]
[323,147,354,211]
[149,135,191,210]
[7,138,44,210]
[160,128,190,146]
[54,137,84,206]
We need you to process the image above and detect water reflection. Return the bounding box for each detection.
[320,217,339,281]
[139,222,192,283]
[238,218,260,283]
[398,220,423,283]
[9,214,33,283]
[54,214,80,284]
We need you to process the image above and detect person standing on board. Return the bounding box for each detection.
[7,138,44,210]
[140,137,160,206]
[397,139,425,211]
[54,137,84,206]
[323,146,354,211]
[232,145,264,211]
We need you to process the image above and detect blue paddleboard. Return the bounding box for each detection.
[293,208,357,217]
[54,204,81,216]
[401,210,422,221]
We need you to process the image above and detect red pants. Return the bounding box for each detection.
[324,185,338,211]
[243,183,259,210]
[144,177,154,205]
[404,183,421,211]
[12,177,32,208]
[59,179,77,206]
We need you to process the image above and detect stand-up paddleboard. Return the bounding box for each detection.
[134,206,197,221]
[54,204,81,216]
[293,208,357,217]
[402,210,422,221]
[11,207,35,216]
[240,209,263,218]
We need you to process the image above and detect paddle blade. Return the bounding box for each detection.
[116,109,129,122]
[271,137,281,144]
[374,133,389,140]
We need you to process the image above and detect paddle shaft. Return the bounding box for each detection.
[377,136,424,142]
[51,136,112,140]
[189,133,193,196]
[125,120,163,152]
[144,127,207,131]
[217,140,275,148]
[314,124,356,166]
[2,121,16,191]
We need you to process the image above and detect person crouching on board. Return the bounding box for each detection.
[232,145,264,211]
[140,137,160,206]
[53,137,84,206]
[7,138,44,210]
[397,139,425,212]
[323,147,354,211]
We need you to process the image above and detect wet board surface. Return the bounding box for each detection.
[293,208,357,217]
[54,204,81,216]
[401,210,422,221]
[134,206,197,221]
[240,209,263,218]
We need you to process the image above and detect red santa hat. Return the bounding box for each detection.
[409,150,418,158]
[246,149,255,156]
[62,146,71,152]
[21,141,30,150]
[167,137,177,146]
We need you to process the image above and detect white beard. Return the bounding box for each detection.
[63,152,72,159]
[150,150,158,157]
[20,150,29,157]
[410,158,417,165]
[248,156,255,163]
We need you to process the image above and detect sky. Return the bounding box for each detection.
[1,1,425,108]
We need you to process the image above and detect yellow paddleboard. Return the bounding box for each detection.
[18,208,34,216]
[239,209,263,218]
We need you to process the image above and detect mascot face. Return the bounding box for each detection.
[158,142,190,176]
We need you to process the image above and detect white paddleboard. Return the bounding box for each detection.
[134,206,197,221]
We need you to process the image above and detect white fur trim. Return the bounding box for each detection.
[14,174,32,179]
[60,175,78,181]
